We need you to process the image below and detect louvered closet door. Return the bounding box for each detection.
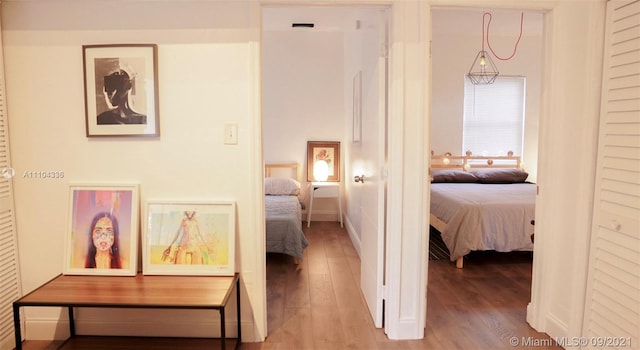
[582,1,640,349]
[0,17,22,350]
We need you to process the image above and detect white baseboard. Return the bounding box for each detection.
[24,317,70,340]
[544,312,568,341]
[344,216,361,257]
[527,300,569,342]
[23,316,252,341]
[306,209,339,223]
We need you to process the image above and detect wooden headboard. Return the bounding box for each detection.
[265,163,301,182]
[430,150,522,171]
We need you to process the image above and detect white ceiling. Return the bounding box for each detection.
[262,6,543,36]
[262,6,385,32]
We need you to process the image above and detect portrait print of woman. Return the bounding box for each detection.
[94,58,147,125]
[64,186,138,276]
[83,45,159,137]
[85,212,122,269]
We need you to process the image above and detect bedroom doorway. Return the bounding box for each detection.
[429,4,544,308]
[261,4,390,336]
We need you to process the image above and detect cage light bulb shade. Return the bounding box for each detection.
[313,160,329,181]
[467,50,499,85]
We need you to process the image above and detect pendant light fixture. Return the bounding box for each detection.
[467,12,524,85]
[467,49,499,84]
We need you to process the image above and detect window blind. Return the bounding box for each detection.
[462,76,526,157]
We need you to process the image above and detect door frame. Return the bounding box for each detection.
[253,0,602,342]
[426,0,604,342]
[253,0,430,341]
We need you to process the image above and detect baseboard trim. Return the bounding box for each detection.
[307,210,339,223]
[344,216,361,257]
[23,317,251,341]
[543,312,568,341]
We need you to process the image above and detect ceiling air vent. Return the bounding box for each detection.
[292,23,314,28]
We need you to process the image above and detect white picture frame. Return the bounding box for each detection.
[63,184,139,276]
[143,201,236,276]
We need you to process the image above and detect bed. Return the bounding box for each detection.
[429,151,535,268]
[264,163,308,262]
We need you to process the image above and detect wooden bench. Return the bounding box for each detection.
[13,273,240,349]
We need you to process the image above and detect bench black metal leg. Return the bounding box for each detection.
[221,307,226,350]
[13,304,22,350]
[236,278,241,349]
[68,307,75,336]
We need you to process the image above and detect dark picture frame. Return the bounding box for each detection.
[307,141,341,182]
[83,44,159,137]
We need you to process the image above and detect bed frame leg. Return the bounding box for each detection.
[456,257,464,269]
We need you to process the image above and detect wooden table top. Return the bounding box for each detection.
[15,273,239,309]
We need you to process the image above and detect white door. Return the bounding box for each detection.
[582,0,640,344]
[359,9,388,328]
[0,21,22,349]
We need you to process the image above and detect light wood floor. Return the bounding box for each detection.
[20,221,560,349]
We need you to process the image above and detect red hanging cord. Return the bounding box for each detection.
[482,12,524,61]
[481,13,487,52]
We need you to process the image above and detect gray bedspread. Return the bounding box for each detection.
[266,195,308,259]
[430,183,536,261]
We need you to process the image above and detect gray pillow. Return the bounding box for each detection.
[471,169,529,184]
[265,177,301,195]
[431,170,478,183]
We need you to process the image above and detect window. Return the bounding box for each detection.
[462,76,526,157]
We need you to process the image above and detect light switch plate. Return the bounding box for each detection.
[224,124,238,145]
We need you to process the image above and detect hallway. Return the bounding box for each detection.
[257,221,561,349]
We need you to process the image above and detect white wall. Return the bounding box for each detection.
[431,9,543,181]
[262,7,383,248]
[2,0,261,340]
[262,28,346,219]
[1,0,608,344]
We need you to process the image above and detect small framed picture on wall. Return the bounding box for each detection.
[83,44,160,137]
[307,141,341,182]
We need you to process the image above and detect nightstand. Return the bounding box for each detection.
[307,182,343,228]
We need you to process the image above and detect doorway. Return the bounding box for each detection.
[429,3,544,316]
[261,3,389,336]
[430,8,542,182]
